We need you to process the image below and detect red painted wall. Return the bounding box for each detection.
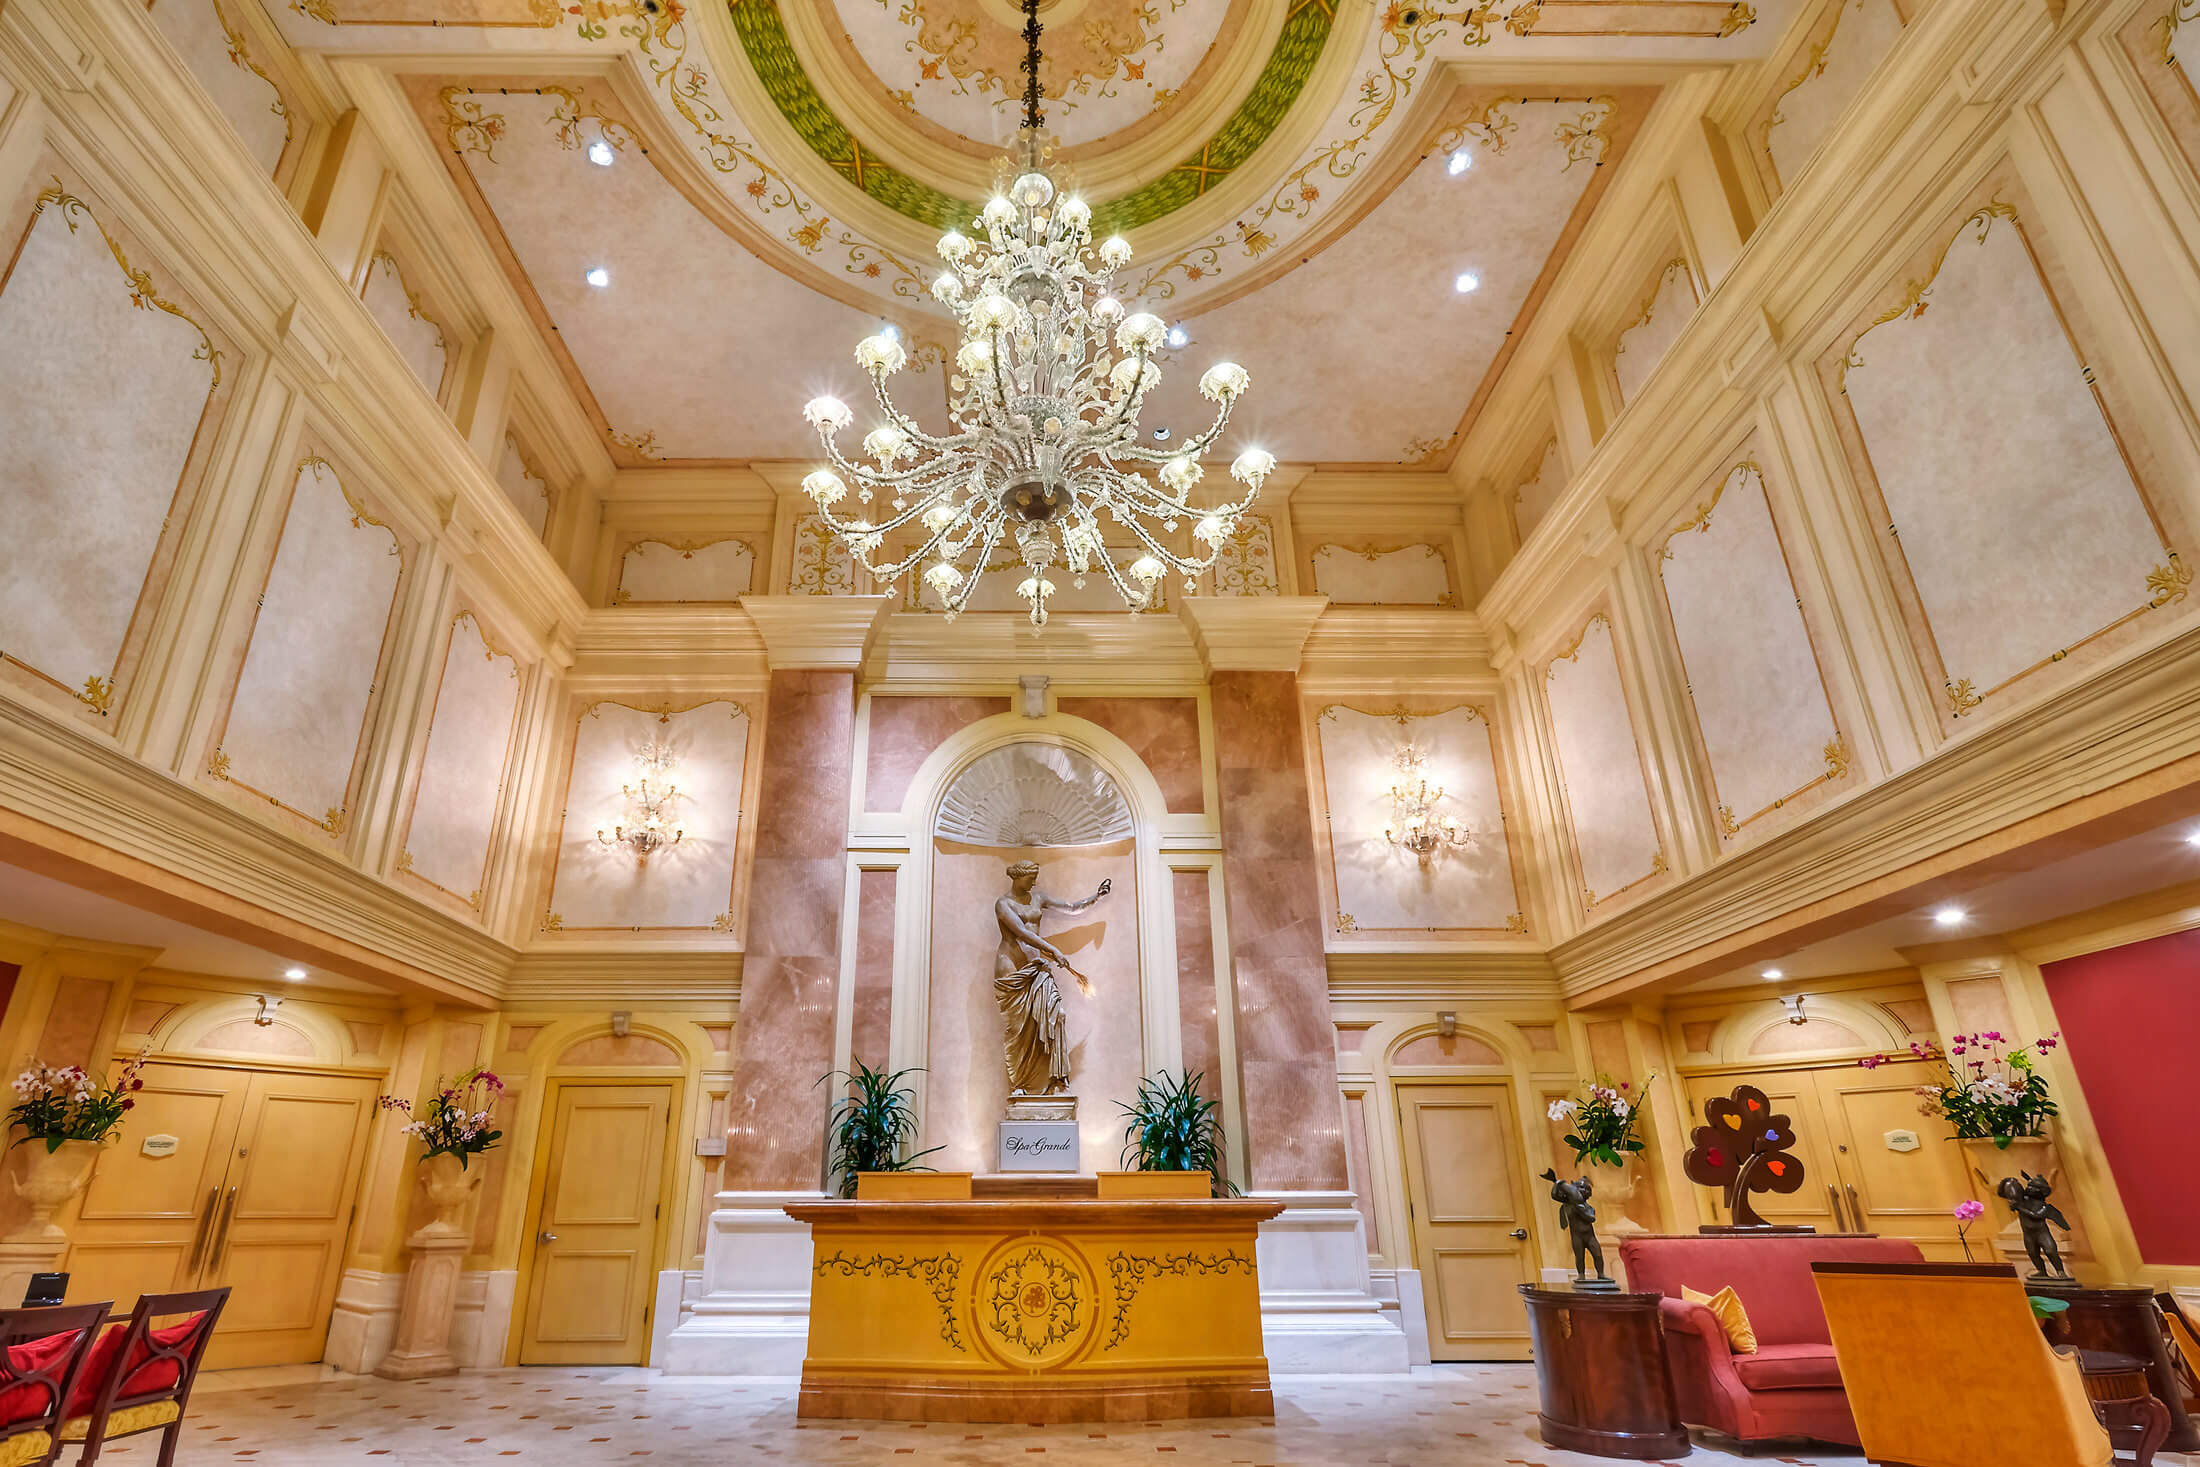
[2041,926,2200,1266]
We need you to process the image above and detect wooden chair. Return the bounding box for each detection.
[1813,1261,2112,1467]
[0,1304,108,1467]
[58,1288,228,1467]
[2151,1293,2200,1413]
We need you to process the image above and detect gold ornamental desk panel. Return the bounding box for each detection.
[783,1196,1285,1422]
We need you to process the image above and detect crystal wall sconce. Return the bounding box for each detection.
[1383,742,1470,861]
[597,740,684,862]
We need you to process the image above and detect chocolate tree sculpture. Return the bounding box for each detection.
[1684,1084,1806,1227]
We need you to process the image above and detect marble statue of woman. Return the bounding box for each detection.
[993,861,1111,1096]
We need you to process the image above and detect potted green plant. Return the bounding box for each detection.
[1116,1070,1234,1198]
[821,1062,942,1198]
[1548,1074,1653,1235]
[6,1054,147,1243]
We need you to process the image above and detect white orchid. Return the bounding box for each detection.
[1547,1098,1579,1121]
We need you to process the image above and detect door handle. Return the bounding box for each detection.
[1846,1184,1864,1233]
[208,1186,239,1275]
[1827,1184,1847,1232]
[537,1231,559,1243]
[185,1189,219,1276]
[1509,1228,1528,1241]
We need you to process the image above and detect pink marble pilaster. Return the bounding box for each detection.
[724,670,858,1190]
[848,869,898,1072]
[1211,672,1348,1193]
[1172,870,1221,1104]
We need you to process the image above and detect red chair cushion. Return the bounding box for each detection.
[1729,1342,1846,1392]
[0,1331,80,1425]
[63,1314,208,1420]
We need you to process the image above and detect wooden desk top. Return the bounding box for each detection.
[785,1198,1286,1227]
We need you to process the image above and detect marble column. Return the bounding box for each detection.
[723,667,859,1189]
[1209,657,1406,1372]
[1211,670,1348,1194]
[663,597,885,1374]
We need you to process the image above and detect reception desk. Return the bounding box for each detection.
[785,1181,1283,1422]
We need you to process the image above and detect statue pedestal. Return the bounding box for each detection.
[999,1095,1079,1173]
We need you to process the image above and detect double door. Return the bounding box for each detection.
[1683,1060,1977,1256]
[1394,1081,1540,1361]
[62,1062,379,1368]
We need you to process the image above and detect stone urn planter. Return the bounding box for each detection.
[417,1151,482,1239]
[6,1139,102,1244]
[1960,1133,2078,1265]
[1591,1157,1648,1237]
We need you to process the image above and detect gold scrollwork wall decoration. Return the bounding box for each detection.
[610,428,666,461]
[2153,0,2197,64]
[211,0,294,144]
[2146,553,2191,607]
[1945,678,1983,717]
[1103,1250,1255,1350]
[981,1245,1082,1358]
[1546,611,1614,675]
[75,676,114,716]
[814,1249,966,1352]
[1720,2,1760,35]
[1837,202,2019,393]
[32,181,223,387]
[1504,911,1530,935]
[440,87,509,160]
[1211,516,1280,597]
[1335,910,1358,933]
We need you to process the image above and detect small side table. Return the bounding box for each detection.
[2074,1349,2172,1466]
[2031,1281,2198,1453]
[1519,1285,1691,1460]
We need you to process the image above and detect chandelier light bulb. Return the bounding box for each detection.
[970,295,1019,332]
[1109,357,1158,395]
[855,332,906,374]
[982,196,1017,230]
[1100,236,1133,269]
[801,468,848,505]
[803,396,852,432]
[1159,457,1202,494]
[1231,447,1276,485]
[1129,554,1164,583]
[932,272,965,304]
[1199,361,1250,402]
[1117,313,1166,352]
[1011,171,1055,208]
[863,426,910,463]
[1058,197,1091,230]
[1194,514,1229,545]
[938,230,972,262]
[1091,296,1125,324]
[956,339,995,375]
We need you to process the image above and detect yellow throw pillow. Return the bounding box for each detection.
[1681,1284,1758,1354]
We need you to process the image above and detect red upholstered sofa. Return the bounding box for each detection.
[1618,1233,1925,1447]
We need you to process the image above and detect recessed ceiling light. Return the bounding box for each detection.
[1454,271,1480,294]
[1933,906,1966,927]
[1166,326,1188,348]
[1151,426,1171,441]
[2185,828,2200,848]
[585,266,610,288]
[586,140,616,167]
[1762,968,1784,980]
[1447,149,1472,175]
[284,967,306,981]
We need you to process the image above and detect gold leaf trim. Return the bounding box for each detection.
[366,250,447,351]
[74,675,114,716]
[542,911,565,932]
[207,747,232,780]
[611,428,666,460]
[1945,678,1983,717]
[320,806,349,836]
[1657,460,1760,558]
[289,0,337,21]
[1547,611,1613,675]
[1319,702,1488,726]
[395,849,416,874]
[711,911,738,933]
[212,0,294,144]
[1504,911,1530,935]
[1720,2,1759,36]
[33,181,222,387]
[439,86,508,159]
[1617,259,1690,351]
[1716,804,1740,838]
[2146,553,2191,607]
[1823,732,1853,780]
[2153,0,2197,63]
[451,608,522,670]
[1838,202,2019,392]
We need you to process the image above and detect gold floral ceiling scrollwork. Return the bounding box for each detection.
[610,428,667,461]
[2154,0,2197,63]
[1944,678,1983,717]
[441,88,509,160]
[1320,702,1488,726]
[32,181,223,388]
[76,676,114,716]
[1547,610,1613,675]
[1618,259,1690,349]
[1838,201,2019,393]
[1822,732,1853,780]
[212,0,294,144]
[1658,460,1759,558]
[2146,553,2191,607]
[1720,2,1759,35]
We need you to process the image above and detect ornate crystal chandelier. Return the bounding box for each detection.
[597,741,684,862]
[796,0,1271,626]
[1384,744,1470,860]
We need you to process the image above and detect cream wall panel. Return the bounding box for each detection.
[146,0,290,178]
[1656,462,1845,838]
[1837,202,2173,714]
[1512,440,1566,542]
[401,611,521,907]
[1765,0,1906,188]
[1317,706,1519,932]
[216,460,403,832]
[1613,261,1698,405]
[1544,615,1663,908]
[786,513,858,594]
[1310,544,1453,606]
[361,251,447,398]
[615,540,756,604]
[1208,515,1280,596]
[0,178,221,718]
[547,701,750,930]
[494,433,551,539]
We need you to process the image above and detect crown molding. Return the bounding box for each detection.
[1300,609,1496,693]
[739,595,893,672]
[505,948,742,1006]
[1326,948,1562,1004]
[865,610,1209,688]
[1176,596,1329,675]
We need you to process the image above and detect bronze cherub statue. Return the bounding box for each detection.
[1541,1168,1609,1285]
[1996,1170,2072,1279]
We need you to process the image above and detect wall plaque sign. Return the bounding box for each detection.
[998,1121,1079,1172]
[140,1134,180,1158]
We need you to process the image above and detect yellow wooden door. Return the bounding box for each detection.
[1811,1060,1978,1258]
[1685,1069,1844,1231]
[64,1063,247,1315]
[518,1083,673,1365]
[1395,1081,1537,1361]
[200,1072,380,1368]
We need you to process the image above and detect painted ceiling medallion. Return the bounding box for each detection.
[797,0,1272,624]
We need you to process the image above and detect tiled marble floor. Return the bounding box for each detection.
[90,1365,2200,1465]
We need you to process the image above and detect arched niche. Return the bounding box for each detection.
[895,714,1191,1174]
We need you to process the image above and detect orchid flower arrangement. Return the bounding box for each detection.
[379,1066,505,1168]
[7,1055,147,1152]
[1953,1198,1987,1261]
[1862,1032,2059,1146]
[1548,1073,1653,1169]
